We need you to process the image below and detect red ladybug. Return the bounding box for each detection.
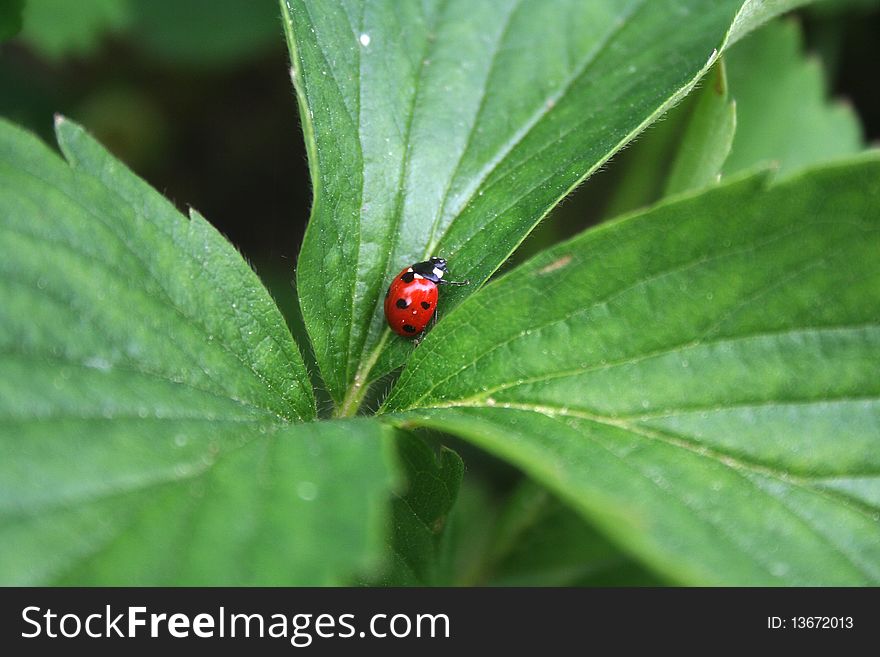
[384,257,468,338]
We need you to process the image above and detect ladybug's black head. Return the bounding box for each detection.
[414,256,468,286]
[411,257,448,283]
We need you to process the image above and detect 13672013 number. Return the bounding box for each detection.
[790,616,853,629]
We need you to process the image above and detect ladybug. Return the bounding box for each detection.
[384,257,468,338]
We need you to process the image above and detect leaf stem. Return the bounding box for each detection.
[335,329,391,417]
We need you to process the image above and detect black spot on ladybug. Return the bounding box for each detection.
[396,298,408,309]
[401,271,415,283]
[403,324,417,333]
[421,301,431,310]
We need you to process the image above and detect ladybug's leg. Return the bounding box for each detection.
[438,279,469,286]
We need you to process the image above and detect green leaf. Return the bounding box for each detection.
[381,432,463,585]
[598,1,823,216]
[282,0,782,412]
[664,62,737,196]
[384,157,880,585]
[433,477,500,585]
[593,14,859,215]
[0,0,24,42]
[724,0,818,45]
[1,415,396,585]
[0,118,399,584]
[486,480,664,586]
[50,116,316,422]
[599,101,695,219]
[601,62,735,214]
[18,0,131,59]
[723,19,863,177]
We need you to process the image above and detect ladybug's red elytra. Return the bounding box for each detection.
[384,257,468,338]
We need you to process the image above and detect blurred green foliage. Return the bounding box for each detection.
[19,0,129,58]
[17,0,279,64]
[0,0,24,42]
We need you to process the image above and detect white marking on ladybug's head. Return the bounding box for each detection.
[407,267,413,272]
[433,267,445,278]
[413,273,424,279]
